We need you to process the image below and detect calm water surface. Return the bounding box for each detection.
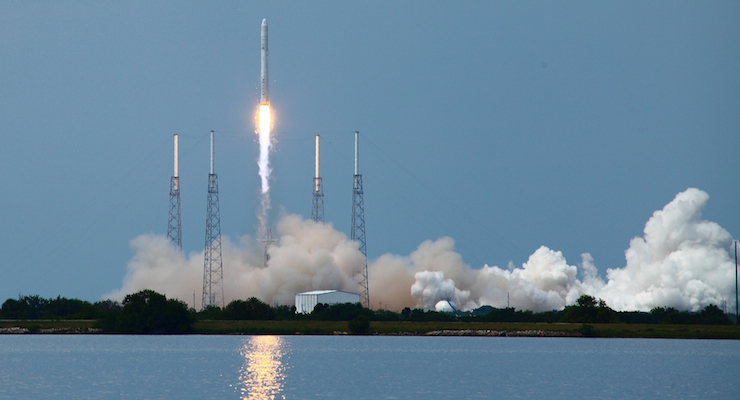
[0,335,738,399]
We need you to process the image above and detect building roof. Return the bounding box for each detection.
[296,290,358,296]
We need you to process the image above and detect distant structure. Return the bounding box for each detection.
[311,135,325,223]
[351,131,370,308]
[295,290,360,314]
[202,131,224,309]
[167,134,182,249]
[260,228,275,268]
[435,300,457,313]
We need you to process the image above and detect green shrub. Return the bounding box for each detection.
[348,314,370,334]
[578,324,598,337]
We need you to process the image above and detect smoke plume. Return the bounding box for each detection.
[105,188,735,313]
[104,215,362,308]
[595,188,735,311]
[257,104,272,237]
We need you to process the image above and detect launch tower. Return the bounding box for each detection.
[260,228,275,268]
[312,135,325,223]
[167,134,182,249]
[351,131,370,308]
[202,131,224,309]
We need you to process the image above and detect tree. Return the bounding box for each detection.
[577,295,598,308]
[563,295,617,323]
[695,304,731,325]
[198,305,224,320]
[274,305,297,320]
[0,295,104,319]
[223,297,275,320]
[113,290,194,333]
[0,295,47,319]
[650,307,685,324]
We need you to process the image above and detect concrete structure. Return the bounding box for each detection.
[295,290,360,314]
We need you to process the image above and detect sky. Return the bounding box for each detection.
[0,1,738,307]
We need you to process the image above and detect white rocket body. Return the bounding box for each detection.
[260,19,269,105]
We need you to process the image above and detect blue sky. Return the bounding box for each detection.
[0,1,738,302]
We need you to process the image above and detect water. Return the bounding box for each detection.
[0,335,738,399]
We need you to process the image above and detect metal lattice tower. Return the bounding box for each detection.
[202,131,224,309]
[351,131,370,308]
[312,135,325,223]
[260,228,275,268]
[167,134,182,249]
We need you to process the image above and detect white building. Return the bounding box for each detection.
[294,290,361,314]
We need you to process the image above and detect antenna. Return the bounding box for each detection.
[202,130,224,309]
[174,133,179,178]
[351,131,369,308]
[167,134,182,249]
[311,135,325,223]
[210,129,215,175]
[316,134,320,181]
[354,131,359,177]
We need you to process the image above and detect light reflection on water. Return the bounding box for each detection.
[238,336,288,400]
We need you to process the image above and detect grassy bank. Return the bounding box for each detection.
[2,319,739,338]
[189,320,740,338]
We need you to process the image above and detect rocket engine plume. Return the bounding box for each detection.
[257,19,271,237]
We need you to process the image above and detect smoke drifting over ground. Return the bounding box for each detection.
[105,188,736,312]
[104,215,361,308]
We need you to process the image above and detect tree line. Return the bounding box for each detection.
[1,292,735,334]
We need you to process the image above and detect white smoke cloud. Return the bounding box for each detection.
[105,188,735,313]
[471,246,585,312]
[411,271,467,310]
[397,188,735,312]
[596,188,735,311]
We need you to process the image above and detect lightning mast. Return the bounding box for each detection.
[202,131,224,309]
[167,134,182,249]
[312,135,325,223]
[351,131,370,308]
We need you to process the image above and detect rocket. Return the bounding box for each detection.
[260,18,269,105]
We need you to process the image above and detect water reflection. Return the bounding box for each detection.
[238,336,288,400]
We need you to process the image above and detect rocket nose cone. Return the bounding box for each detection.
[262,18,267,26]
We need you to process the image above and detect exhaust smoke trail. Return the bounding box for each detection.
[257,104,272,237]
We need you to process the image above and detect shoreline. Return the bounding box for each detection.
[2,320,739,339]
